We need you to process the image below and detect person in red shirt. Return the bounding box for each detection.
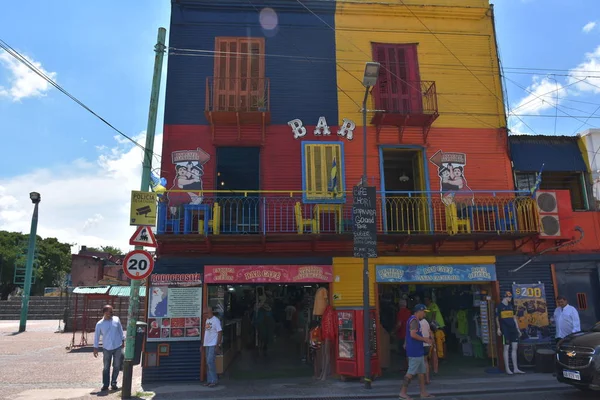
[396,300,412,357]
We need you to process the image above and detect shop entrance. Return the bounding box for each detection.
[203,265,335,380]
[378,282,498,378]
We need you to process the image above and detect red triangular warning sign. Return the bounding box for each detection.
[129,226,157,247]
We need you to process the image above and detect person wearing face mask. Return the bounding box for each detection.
[495,291,524,375]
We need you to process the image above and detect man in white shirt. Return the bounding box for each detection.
[203,306,222,387]
[554,295,581,343]
[93,305,125,391]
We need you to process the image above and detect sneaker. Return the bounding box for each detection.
[111,385,119,391]
[100,386,109,392]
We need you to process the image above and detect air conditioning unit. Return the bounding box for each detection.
[535,190,573,240]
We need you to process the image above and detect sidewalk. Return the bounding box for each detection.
[140,372,565,400]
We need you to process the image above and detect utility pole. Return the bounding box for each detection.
[19,192,41,333]
[121,27,166,399]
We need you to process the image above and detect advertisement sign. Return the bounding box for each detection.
[147,273,203,342]
[204,265,333,283]
[512,283,551,342]
[375,265,497,283]
[130,191,157,226]
[352,186,377,258]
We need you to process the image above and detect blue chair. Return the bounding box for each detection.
[157,202,180,234]
[183,204,211,234]
[497,203,518,232]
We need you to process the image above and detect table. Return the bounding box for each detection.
[313,204,344,234]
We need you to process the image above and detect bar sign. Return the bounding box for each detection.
[352,186,378,258]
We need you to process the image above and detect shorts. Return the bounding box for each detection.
[423,345,431,358]
[502,327,520,344]
[407,356,427,375]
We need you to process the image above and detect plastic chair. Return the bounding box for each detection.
[295,202,317,234]
[445,202,471,235]
[199,203,221,235]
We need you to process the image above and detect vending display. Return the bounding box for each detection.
[335,308,381,379]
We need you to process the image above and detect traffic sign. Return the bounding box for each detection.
[130,191,157,226]
[123,250,154,280]
[129,226,158,247]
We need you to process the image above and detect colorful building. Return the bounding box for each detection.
[143,0,599,383]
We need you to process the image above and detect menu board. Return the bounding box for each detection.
[480,300,490,344]
[352,185,377,258]
[147,273,203,342]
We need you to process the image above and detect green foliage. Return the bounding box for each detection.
[0,230,72,297]
[84,245,124,256]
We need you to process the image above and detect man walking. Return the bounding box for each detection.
[93,305,125,392]
[203,306,222,387]
[399,304,435,400]
[554,295,581,343]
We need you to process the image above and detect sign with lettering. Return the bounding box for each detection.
[288,116,356,140]
[375,265,497,283]
[204,265,333,283]
[512,283,550,343]
[352,186,378,258]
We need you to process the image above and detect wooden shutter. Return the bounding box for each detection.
[304,144,344,201]
[372,43,422,114]
[214,37,265,111]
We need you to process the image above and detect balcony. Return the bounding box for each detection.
[371,80,439,143]
[204,77,271,143]
[157,190,539,243]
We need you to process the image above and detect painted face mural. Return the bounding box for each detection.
[429,150,473,205]
[168,148,210,214]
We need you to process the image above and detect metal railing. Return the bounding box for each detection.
[156,190,539,236]
[205,77,270,113]
[372,80,438,115]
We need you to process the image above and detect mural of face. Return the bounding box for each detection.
[167,148,210,213]
[429,150,473,205]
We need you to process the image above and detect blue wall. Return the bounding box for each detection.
[165,0,338,126]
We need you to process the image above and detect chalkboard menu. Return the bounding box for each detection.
[352,185,377,258]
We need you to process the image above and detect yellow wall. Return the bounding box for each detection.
[335,0,505,129]
[332,255,496,308]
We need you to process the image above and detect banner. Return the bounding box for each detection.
[375,265,496,283]
[204,265,333,283]
[147,273,203,342]
[512,283,551,342]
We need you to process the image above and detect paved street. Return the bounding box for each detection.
[378,389,598,400]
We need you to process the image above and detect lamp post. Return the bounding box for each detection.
[19,191,41,333]
[361,62,380,389]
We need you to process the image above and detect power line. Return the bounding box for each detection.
[0,38,161,161]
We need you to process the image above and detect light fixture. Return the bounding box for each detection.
[399,172,410,182]
[362,62,381,87]
[220,181,225,186]
[29,192,41,204]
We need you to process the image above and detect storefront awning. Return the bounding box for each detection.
[109,286,147,297]
[72,286,110,294]
[375,265,496,283]
[509,135,588,172]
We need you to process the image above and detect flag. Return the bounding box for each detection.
[329,157,338,197]
[530,163,545,197]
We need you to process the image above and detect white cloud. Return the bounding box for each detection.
[511,76,566,115]
[568,45,600,94]
[0,49,57,101]
[0,132,163,253]
[583,21,597,33]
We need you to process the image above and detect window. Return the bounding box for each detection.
[515,171,588,210]
[576,293,588,310]
[302,143,345,203]
[372,43,421,113]
[213,37,265,111]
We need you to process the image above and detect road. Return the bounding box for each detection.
[378,388,597,400]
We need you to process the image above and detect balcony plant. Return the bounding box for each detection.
[255,97,267,112]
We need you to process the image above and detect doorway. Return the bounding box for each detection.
[555,265,600,330]
[381,148,428,233]
[216,147,261,233]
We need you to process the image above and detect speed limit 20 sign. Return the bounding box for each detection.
[123,250,154,280]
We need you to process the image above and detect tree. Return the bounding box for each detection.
[83,246,123,256]
[0,231,72,299]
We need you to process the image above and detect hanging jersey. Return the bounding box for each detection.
[457,310,469,335]
[435,330,445,359]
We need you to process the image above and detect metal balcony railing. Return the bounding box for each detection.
[157,190,539,236]
[373,80,438,116]
[205,77,270,113]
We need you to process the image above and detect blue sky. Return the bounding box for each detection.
[0,0,599,249]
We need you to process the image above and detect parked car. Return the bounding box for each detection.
[555,322,600,391]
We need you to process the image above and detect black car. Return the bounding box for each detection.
[555,322,600,391]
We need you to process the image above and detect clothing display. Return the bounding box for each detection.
[456,310,469,336]
[434,330,445,359]
[496,301,520,343]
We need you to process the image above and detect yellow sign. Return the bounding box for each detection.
[130,191,157,226]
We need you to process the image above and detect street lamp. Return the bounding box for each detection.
[19,192,41,332]
[361,62,379,389]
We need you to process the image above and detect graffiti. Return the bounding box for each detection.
[167,148,210,214]
[429,150,473,205]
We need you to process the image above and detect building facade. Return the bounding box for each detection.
[144,0,599,383]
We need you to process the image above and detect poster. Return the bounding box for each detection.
[204,265,333,283]
[512,283,551,342]
[130,190,157,226]
[147,273,203,342]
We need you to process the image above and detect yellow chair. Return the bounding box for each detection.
[198,202,221,235]
[295,202,317,234]
[445,202,471,235]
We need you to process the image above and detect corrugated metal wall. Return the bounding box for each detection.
[165,0,338,126]
[142,255,332,383]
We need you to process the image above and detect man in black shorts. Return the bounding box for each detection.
[495,291,524,375]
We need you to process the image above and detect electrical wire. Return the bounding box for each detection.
[0,38,161,161]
